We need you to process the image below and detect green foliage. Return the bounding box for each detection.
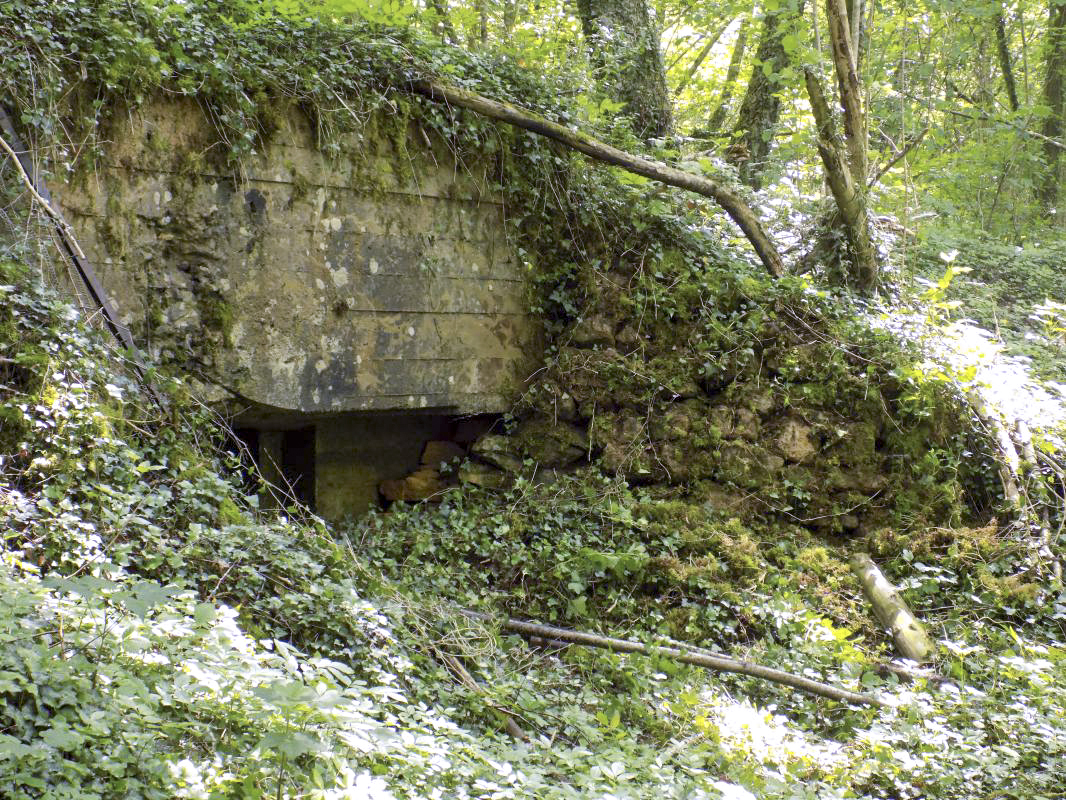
[4,244,1064,798]
[1,3,1066,798]
[912,229,1066,382]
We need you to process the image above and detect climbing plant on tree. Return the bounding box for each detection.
[577,0,673,138]
[728,0,807,189]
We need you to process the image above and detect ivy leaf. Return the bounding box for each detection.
[257,730,322,759]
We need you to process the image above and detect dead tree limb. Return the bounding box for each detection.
[409,79,785,278]
[440,653,530,741]
[674,20,731,94]
[1013,418,1063,581]
[850,553,935,662]
[707,15,752,133]
[967,390,1022,511]
[0,130,86,258]
[869,127,928,187]
[465,611,887,707]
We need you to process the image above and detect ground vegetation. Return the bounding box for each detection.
[1,1,1065,799]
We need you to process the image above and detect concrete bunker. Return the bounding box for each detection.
[53,99,538,519]
[231,407,501,518]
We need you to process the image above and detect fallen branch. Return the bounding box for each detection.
[850,553,935,662]
[967,389,1022,511]
[531,632,940,689]
[440,652,530,741]
[409,79,785,278]
[465,611,886,708]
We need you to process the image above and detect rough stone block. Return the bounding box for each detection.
[775,417,819,463]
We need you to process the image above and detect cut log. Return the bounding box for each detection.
[850,552,935,662]
[422,440,466,468]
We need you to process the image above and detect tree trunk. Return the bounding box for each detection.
[478,0,488,48]
[827,0,866,184]
[577,0,673,139]
[729,0,806,189]
[427,0,460,45]
[997,6,1021,111]
[803,68,878,291]
[707,15,752,133]
[409,79,785,277]
[844,0,864,71]
[801,0,878,292]
[502,0,517,36]
[1041,0,1066,216]
[673,20,731,95]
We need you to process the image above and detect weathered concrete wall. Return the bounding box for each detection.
[54,98,537,415]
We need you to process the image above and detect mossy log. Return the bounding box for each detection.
[850,552,935,662]
[409,79,785,278]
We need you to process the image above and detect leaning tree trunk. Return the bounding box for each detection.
[728,0,806,188]
[577,0,673,139]
[802,0,878,292]
[707,14,752,133]
[1041,0,1066,218]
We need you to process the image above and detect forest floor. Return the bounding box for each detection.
[1,5,1065,798]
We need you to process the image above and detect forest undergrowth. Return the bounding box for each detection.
[2,209,1066,799]
[1,2,1066,798]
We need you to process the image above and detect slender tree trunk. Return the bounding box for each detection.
[729,0,807,188]
[428,0,460,45]
[707,15,752,133]
[1021,5,1032,102]
[673,19,731,95]
[804,68,877,291]
[845,0,863,68]
[997,6,1021,111]
[503,0,517,35]
[577,0,673,138]
[1041,0,1066,216]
